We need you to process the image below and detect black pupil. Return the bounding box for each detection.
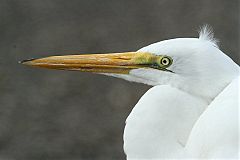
[162,59,168,64]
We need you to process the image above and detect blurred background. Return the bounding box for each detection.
[0,0,239,159]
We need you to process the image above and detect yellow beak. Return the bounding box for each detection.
[21,52,156,74]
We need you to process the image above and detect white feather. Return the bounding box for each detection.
[120,30,239,159]
[185,76,240,159]
[198,24,219,48]
[100,29,239,159]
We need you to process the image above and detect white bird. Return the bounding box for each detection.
[21,26,240,159]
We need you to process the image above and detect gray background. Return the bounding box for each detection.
[0,0,239,160]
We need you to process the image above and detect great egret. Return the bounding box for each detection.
[21,26,239,159]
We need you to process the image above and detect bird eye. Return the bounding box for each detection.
[160,56,172,67]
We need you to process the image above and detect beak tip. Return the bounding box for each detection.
[19,58,36,65]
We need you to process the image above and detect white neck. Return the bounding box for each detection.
[123,85,208,159]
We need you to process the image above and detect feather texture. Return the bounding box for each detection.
[199,24,219,48]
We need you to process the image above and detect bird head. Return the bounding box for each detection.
[21,26,239,102]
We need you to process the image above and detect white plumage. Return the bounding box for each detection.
[186,77,239,158]
[124,77,239,159]
[124,85,207,159]
[123,26,239,159]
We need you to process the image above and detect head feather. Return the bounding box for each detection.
[199,25,219,48]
